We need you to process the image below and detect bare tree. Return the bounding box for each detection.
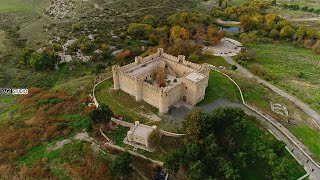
[153,67,167,87]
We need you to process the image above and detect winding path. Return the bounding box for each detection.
[222,56,320,128]
[212,69,320,180]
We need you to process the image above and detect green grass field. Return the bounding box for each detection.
[95,79,155,123]
[229,0,320,8]
[276,0,320,9]
[0,0,40,12]
[291,125,320,161]
[190,55,232,68]
[199,70,241,105]
[246,42,320,114]
[228,70,320,163]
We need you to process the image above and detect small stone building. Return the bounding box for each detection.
[112,48,209,114]
[126,121,157,149]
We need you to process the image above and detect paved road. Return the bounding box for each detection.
[223,56,320,127]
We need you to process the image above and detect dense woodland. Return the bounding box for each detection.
[164,108,302,179]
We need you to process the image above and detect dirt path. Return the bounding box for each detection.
[216,18,240,25]
[288,17,320,22]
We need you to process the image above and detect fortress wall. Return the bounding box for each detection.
[120,62,137,72]
[142,84,162,108]
[136,61,166,80]
[166,83,184,106]
[137,71,153,81]
[165,60,195,77]
[118,72,137,96]
[163,53,179,63]
[195,77,209,103]
[183,60,202,70]
[141,52,160,63]
[182,79,198,105]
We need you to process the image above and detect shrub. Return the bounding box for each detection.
[115,49,131,61]
[92,64,106,74]
[280,26,295,39]
[29,53,57,71]
[109,152,133,177]
[298,72,305,78]
[148,129,161,147]
[312,40,320,54]
[269,29,280,39]
[89,104,113,124]
[302,6,309,11]
[71,24,81,31]
[188,53,199,62]
[240,31,258,44]
[142,15,158,28]
[127,23,154,39]
[308,8,315,13]
[237,50,256,62]
[251,64,266,76]
[231,65,238,70]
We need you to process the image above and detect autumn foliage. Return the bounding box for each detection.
[206,27,225,45]
[153,67,167,87]
[115,49,131,61]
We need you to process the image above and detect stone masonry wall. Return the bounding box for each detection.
[118,71,137,97]
[166,83,184,106]
[113,48,209,114]
[141,83,161,108]
[165,60,195,77]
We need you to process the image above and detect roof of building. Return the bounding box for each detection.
[185,72,206,82]
[131,124,155,137]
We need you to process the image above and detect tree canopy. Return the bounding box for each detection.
[165,107,302,179]
[89,104,114,124]
[109,152,133,177]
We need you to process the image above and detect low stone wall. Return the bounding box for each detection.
[92,75,113,108]
[110,118,186,137]
[159,130,185,137]
[111,118,133,127]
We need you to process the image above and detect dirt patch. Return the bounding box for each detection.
[140,112,161,122]
[47,131,94,151]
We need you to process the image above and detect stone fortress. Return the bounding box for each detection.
[112,48,210,114]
